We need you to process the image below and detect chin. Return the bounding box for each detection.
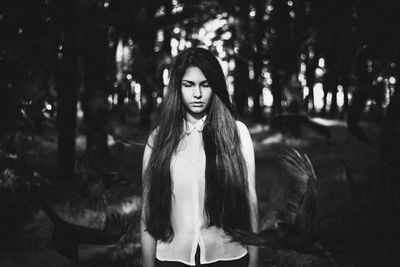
[186,108,207,118]
[188,106,206,114]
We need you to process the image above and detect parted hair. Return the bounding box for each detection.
[143,47,251,241]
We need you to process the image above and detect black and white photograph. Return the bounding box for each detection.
[1,0,399,266]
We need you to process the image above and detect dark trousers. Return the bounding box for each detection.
[155,253,249,267]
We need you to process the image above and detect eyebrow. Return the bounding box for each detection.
[181,79,208,84]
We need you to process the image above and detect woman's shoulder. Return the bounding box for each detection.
[235,120,250,135]
[235,120,253,142]
[146,127,160,148]
[235,120,254,154]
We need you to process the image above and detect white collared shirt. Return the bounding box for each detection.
[183,115,207,135]
[142,119,256,266]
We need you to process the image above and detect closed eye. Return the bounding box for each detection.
[181,80,209,87]
[182,81,194,87]
[201,81,210,87]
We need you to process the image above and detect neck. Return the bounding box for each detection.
[185,111,206,124]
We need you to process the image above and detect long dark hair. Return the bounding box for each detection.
[143,47,251,241]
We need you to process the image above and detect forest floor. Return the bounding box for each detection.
[1,116,399,267]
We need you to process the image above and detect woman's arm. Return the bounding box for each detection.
[141,138,157,267]
[141,215,156,267]
[248,183,259,267]
[237,121,259,267]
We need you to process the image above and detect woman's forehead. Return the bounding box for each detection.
[182,66,207,81]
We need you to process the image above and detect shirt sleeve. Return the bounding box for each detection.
[141,130,157,267]
[236,121,256,191]
[236,121,259,233]
[141,129,157,220]
[142,128,158,177]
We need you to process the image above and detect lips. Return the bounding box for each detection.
[191,102,205,106]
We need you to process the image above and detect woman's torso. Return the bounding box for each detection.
[155,119,247,266]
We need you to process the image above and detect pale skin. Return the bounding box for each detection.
[180,66,213,123]
[141,66,259,267]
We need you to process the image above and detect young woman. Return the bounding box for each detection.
[141,47,259,267]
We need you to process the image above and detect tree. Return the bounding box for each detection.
[56,0,79,180]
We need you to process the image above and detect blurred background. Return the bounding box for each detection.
[1,0,400,266]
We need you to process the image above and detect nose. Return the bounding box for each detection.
[193,85,202,98]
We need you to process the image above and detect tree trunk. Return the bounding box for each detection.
[81,19,111,156]
[56,0,79,180]
[380,89,400,209]
[305,53,317,114]
[252,0,265,120]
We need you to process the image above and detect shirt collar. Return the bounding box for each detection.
[183,115,207,135]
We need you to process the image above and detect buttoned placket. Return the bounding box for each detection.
[184,117,206,266]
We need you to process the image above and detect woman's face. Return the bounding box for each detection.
[180,66,213,123]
